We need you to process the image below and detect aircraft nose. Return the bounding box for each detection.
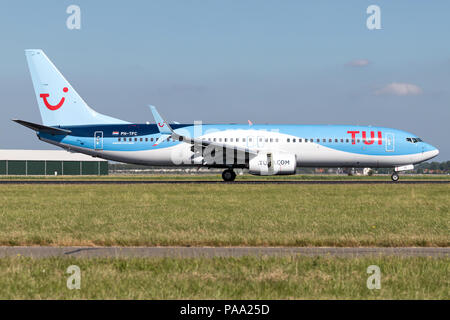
[424,144,439,160]
[431,147,439,158]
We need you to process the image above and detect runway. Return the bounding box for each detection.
[0,246,448,258]
[0,180,449,185]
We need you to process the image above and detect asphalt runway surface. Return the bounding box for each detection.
[0,247,448,258]
[0,180,449,185]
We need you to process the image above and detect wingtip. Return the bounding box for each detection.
[24,49,43,54]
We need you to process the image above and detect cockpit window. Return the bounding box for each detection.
[406,137,423,143]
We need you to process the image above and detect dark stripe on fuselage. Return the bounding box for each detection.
[60,124,193,137]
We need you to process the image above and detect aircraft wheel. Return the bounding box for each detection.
[391,172,399,182]
[222,169,236,182]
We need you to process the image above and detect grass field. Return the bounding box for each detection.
[0,184,448,247]
[0,256,447,299]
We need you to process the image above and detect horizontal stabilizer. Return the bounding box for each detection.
[12,119,71,135]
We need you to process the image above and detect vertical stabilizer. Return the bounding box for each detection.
[25,49,129,126]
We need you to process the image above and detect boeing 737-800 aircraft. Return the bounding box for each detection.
[14,50,439,181]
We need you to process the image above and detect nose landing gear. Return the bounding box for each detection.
[222,169,236,182]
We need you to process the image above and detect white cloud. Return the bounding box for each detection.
[375,82,423,96]
[346,59,370,67]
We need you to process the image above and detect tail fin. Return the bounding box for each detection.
[25,49,129,126]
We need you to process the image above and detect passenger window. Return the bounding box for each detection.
[129,138,132,142]
[270,138,273,143]
[213,138,216,142]
[275,138,279,142]
[328,139,332,143]
[293,138,296,142]
[323,139,326,142]
[316,139,320,142]
[346,139,349,143]
[287,138,290,142]
[236,138,239,142]
[230,138,233,142]
[299,139,302,143]
[335,139,338,143]
[140,138,143,142]
[224,138,227,142]
[357,139,360,143]
[219,138,222,142]
[118,138,121,142]
[340,139,343,143]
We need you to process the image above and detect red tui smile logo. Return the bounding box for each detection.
[40,87,68,110]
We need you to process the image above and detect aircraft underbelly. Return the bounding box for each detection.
[46,138,424,168]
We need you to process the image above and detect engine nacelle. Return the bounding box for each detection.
[248,152,296,176]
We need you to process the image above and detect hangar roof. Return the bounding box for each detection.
[0,150,107,162]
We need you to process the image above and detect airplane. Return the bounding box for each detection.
[14,49,439,182]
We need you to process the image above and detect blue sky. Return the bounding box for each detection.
[1,0,449,160]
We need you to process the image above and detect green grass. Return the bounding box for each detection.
[0,173,449,180]
[0,184,448,247]
[0,256,447,299]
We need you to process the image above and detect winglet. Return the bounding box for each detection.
[149,105,173,135]
[152,134,170,147]
[149,105,174,146]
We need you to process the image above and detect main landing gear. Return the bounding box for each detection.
[222,169,236,182]
[391,172,400,182]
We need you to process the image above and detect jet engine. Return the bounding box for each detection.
[248,152,296,175]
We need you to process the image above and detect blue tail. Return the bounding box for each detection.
[25,49,129,126]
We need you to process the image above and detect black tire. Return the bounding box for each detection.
[222,169,236,182]
[391,173,399,182]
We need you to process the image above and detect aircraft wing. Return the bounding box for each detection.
[12,119,72,135]
[149,105,258,156]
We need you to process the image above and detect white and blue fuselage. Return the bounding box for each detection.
[38,123,438,168]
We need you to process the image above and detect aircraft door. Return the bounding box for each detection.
[94,131,103,150]
[385,133,394,152]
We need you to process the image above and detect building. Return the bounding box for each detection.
[0,150,108,175]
